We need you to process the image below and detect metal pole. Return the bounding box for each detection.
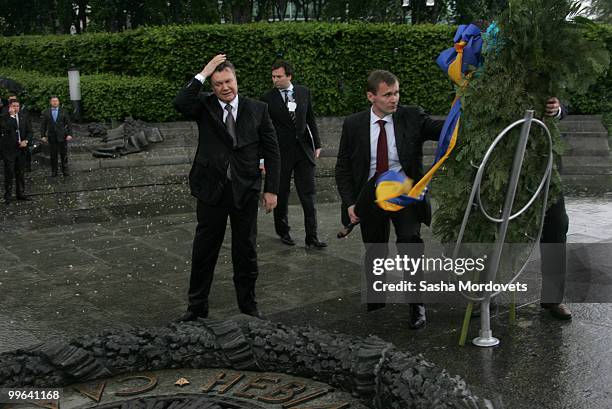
[472,110,534,347]
[68,67,82,122]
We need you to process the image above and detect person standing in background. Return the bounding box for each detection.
[41,96,73,177]
[261,60,326,248]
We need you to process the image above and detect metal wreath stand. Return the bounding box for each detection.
[451,110,554,347]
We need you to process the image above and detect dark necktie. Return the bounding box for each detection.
[375,119,389,176]
[15,115,21,144]
[225,104,236,180]
[224,104,237,146]
[283,90,296,125]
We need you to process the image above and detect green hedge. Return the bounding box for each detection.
[0,70,178,122]
[0,23,456,116]
[0,22,610,119]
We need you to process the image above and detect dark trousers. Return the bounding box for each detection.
[3,152,26,199]
[540,195,569,303]
[49,140,69,175]
[25,149,32,172]
[188,182,259,314]
[273,143,317,238]
[356,178,424,303]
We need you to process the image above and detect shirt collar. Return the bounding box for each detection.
[218,95,239,112]
[279,82,294,93]
[370,107,393,125]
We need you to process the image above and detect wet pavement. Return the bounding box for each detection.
[1,163,611,409]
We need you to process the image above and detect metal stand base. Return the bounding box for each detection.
[472,331,500,347]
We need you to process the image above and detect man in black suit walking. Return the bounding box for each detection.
[1,99,33,204]
[261,60,326,248]
[335,70,444,329]
[174,54,281,321]
[41,96,73,177]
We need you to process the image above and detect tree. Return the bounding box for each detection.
[450,0,507,24]
[0,0,55,34]
[588,0,612,23]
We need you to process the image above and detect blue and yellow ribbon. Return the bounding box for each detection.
[375,24,483,211]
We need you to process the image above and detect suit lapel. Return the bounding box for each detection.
[392,109,404,155]
[236,96,250,145]
[293,85,305,128]
[203,96,234,148]
[272,88,292,124]
[360,111,371,166]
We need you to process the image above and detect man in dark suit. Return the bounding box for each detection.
[1,99,33,204]
[2,95,32,172]
[335,70,444,329]
[261,60,326,248]
[174,54,281,321]
[41,96,73,177]
[540,96,572,320]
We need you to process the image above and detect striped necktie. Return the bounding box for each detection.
[283,90,296,125]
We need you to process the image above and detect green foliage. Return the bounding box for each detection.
[0,69,178,122]
[431,0,610,244]
[0,22,609,120]
[0,23,456,116]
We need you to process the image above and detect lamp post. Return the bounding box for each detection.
[68,67,82,122]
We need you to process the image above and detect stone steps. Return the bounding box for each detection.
[561,156,612,175]
[31,115,611,194]
[562,132,610,156]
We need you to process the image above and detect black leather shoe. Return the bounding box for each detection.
[242,309,265,319]
[16,196,32,201]
[305,236,327,249]
[409,303,426,329]
[176,310,208,322]
[280,233,296,246]
[367,303,386,312]
[541,303,572,320]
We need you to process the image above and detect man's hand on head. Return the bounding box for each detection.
[201,54,227,78]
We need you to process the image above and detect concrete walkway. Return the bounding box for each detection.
[1,164,611,409]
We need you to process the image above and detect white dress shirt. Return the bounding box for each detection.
[217,96,239,122]
[369,108,406,179]
[278,82,295,102]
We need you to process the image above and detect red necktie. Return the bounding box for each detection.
[376,119,389,176]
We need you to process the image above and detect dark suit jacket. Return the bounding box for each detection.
[174,77,280,209]
[335,105,444,226]
[41,107,72,143]
[0,112,33,161]
[261,85,321,165]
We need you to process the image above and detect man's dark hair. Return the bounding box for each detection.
[213,61,236,76]
[8,99,19,106]
[50,95,60,100]
[367,70,398,94]
[271,60,293,77]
